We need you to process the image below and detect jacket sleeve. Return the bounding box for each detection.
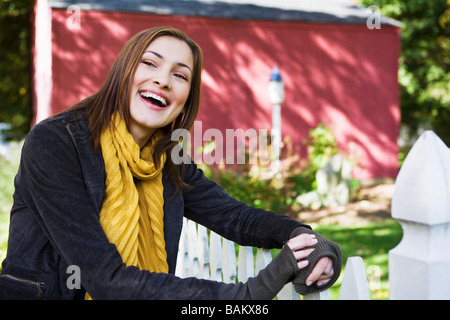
[15,121,232,299]
[181,161,310,248]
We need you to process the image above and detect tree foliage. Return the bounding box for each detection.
[0,0,34,139]
[362,0,450,143]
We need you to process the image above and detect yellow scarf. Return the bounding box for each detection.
[86,114,168,299]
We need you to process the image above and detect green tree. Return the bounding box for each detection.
[0,0,34,139]
[362,0,450,144]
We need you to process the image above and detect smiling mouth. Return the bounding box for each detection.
[139,91,169,108]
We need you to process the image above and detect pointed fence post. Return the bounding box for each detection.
[187,219,200,277]
[238,246,254,282]
[339,256,370,300]
[255,248,272,274]
[197,224,210,279]
[175,218,188,278]
[222,238,237,283]
[209,231,223,281]
[389,131,450,299]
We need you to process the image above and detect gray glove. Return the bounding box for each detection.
[289,226,342,295]
[216,244,298,300]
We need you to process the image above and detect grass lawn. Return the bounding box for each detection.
[269,218,402,300]
[312,218,403,300]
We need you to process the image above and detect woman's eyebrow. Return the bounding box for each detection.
[145,50,192,72]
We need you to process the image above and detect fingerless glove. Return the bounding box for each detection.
[289,226,342,295]
[216,244,298,300]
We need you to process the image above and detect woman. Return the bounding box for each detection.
[0,27,341,299]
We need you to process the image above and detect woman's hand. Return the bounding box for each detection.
[306,257,334,287]
[286,233,335,287]
[286,233,316,269]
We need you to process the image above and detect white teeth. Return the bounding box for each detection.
[140,92,167,106]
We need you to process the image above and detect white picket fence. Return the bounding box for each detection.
[176,130,450,300]
[175,217,371,300]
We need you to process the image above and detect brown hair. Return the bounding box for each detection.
[69,26,203,192]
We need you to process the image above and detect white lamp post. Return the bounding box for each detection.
[268,67,284,173]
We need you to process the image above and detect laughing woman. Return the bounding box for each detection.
[0,27,341,299]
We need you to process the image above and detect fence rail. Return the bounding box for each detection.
[175,218,370,300]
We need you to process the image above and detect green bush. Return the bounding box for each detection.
[199,123,346,214]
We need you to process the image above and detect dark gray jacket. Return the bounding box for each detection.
[0,111,306,299]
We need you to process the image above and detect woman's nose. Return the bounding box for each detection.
[152,70,171,89]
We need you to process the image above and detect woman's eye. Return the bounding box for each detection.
[142,61,156,67]
[174,73,188,81]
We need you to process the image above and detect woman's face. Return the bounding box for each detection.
[129,36,193,147]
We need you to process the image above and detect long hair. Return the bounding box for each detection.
[69,27,203,191]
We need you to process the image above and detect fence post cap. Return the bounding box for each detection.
[392,130,450,224]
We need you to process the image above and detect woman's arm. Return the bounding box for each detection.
[182,161,310,248]
[181,161,342,294]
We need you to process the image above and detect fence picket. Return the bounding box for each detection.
[222,238,237,283]
[209,231,223,281]
[175,219,188,278]
[255,248,272,274]
[197,224,210,280]
[186,219,199,278]
[339,256,370,300]
[237,246,254,282]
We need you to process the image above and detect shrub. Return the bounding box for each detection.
[199,123,346,214]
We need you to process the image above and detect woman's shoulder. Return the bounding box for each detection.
[30,111,86,138]
[25,111,88,152]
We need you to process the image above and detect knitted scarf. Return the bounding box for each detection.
[86,114,168,299]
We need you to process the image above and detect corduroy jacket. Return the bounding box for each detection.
[0,111,307,299]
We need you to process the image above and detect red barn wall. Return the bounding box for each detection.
[47,8,401,180]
